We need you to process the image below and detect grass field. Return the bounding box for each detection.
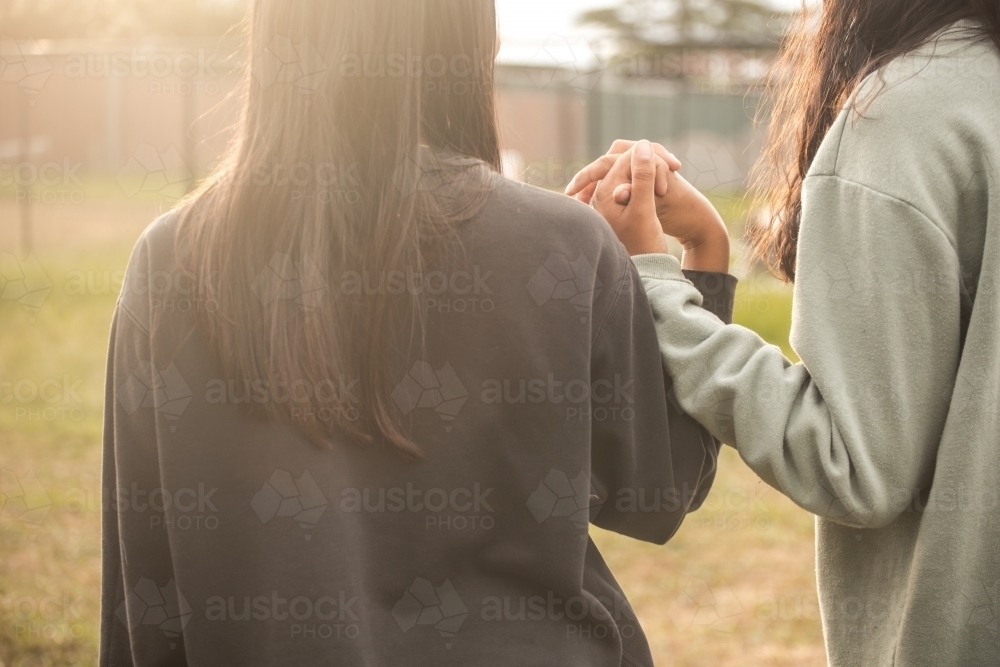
[0,194,824,666]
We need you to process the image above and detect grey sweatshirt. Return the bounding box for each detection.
[101,173,736,666]
[633,21,1000,667]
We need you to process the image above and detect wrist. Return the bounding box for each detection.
[680,219,730,273]
[623,226,669,256]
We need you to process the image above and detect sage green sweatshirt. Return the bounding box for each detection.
[633,22,1000,667]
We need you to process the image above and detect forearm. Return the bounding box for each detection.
[631,253,941,529]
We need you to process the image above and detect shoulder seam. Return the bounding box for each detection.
[805,173,961,257]
[592,242,633,349]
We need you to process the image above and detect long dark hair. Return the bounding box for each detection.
[748,0,1000,282]
[175,0,501,457]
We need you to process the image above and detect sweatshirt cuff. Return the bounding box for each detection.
[631,253,687,281]
[631,254,739,324]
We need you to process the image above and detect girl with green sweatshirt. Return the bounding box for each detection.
[569,6,1000,667]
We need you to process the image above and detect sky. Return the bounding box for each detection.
[495,0,809,64]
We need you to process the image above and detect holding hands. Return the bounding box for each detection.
[566,140,731,273]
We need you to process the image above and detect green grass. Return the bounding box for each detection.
[0,196,821,667]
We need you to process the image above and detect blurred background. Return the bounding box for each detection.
[0,1,821,665]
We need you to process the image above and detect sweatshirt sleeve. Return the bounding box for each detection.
[587,248,722,544]
[631,172,963,529]
[101,232,190,667]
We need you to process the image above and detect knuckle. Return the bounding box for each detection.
[633,166,656,181]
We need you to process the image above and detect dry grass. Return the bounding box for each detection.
[0,198,824,666]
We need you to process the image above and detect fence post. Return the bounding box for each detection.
[19,91,33,255]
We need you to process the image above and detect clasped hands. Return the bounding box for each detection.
[565,140,731,274]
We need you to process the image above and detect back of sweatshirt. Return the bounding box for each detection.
[633,20,1000,667]
[100,169,734,667]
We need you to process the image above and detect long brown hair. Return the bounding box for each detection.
[176,0,502,457]
[748,0,1000,282]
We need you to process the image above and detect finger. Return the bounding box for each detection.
[608,139,638,155]
[574,181,598,205]
[628,140,657,217]
[564,154,619,196]
[613,183,632,206]
[608,140,681,171]
[654,155,669,197]
[600,147,637,198]
[659,145,682,172]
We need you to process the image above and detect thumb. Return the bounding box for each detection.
[628,140,657,217]
[613,183,632,205]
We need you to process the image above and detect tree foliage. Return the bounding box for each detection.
[580,0,793,50]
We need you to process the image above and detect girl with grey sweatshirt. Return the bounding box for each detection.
[568,9,1000,667]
